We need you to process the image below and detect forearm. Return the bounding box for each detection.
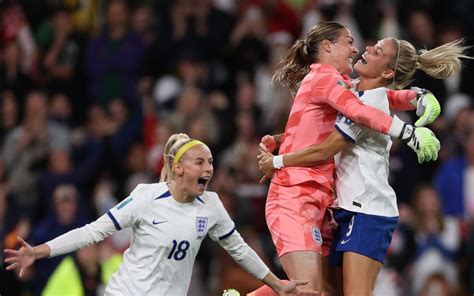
[46,214,117,257]
[387,89,417,111]
[283,131,348,167]
[261,271,285,294]
[218,231,269,280]
[328,87,393,134]
[32,244,51,260]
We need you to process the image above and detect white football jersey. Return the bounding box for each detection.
[105,182,235,295]
[333,87,398,217]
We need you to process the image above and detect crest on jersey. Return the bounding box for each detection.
[311,226,323,245]
[336,80,350,90]
[196,217,208,238]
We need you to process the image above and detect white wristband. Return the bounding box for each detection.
[388,115,405,138]
[272,155,284,169]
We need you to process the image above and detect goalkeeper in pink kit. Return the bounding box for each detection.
[248,21,441,296]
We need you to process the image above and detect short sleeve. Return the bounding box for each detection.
[107,185,147,230]
[335,113,367,143]
[207,193,236,241]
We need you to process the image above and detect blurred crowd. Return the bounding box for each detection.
[0,0,473,295]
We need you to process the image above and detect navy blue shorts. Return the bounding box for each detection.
[329,209,398,265]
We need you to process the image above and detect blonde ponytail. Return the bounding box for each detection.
[160,133,191,182]
[389,38,472,89]
[418,39,472,79]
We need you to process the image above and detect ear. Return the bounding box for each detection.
[321,39,332,53]
[174,163,184,177]
[381,69,395,80]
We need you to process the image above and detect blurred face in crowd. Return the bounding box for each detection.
[131,5,153,34]
[106,0,129,30]
[409,11,434,45]
[52,10,73,35]
[24,92,48,124]
[2,41,20,68]
[415,186,441,215]
[50,93,72,120]
[126,143,147,172]
[2,90,18,128]
[108,99,128,126]
[48,150,72,173]
[54,186,78,225]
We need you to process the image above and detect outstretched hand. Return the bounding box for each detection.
[4,237,35,278]
[280,280,319,296]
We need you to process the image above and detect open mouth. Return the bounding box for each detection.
[197,176,211,189]
[358,53,368,65]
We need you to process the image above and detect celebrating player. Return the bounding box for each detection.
[4,133,317,296]
[247,20,445,295]
[257,37,471,296]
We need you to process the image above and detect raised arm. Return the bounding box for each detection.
[324,77,440,162]
[4,214,118,277]
[387,87,441,127]
[387,89,417,111]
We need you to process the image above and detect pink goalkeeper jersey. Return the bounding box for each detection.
[273,63,416,191]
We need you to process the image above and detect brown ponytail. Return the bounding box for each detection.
[272,21,347,95]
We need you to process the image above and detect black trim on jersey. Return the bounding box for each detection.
[335,124,356,143]
[196,196,205,204]
[358,90,365,97]
[218,227,236,240]
[155,191,172,200]
[107,211,122,230]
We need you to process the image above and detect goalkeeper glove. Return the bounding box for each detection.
[398,123,441,163]
[411,87,441,127]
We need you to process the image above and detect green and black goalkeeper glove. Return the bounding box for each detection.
[398,123,441,163]
[411,87,441,127]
